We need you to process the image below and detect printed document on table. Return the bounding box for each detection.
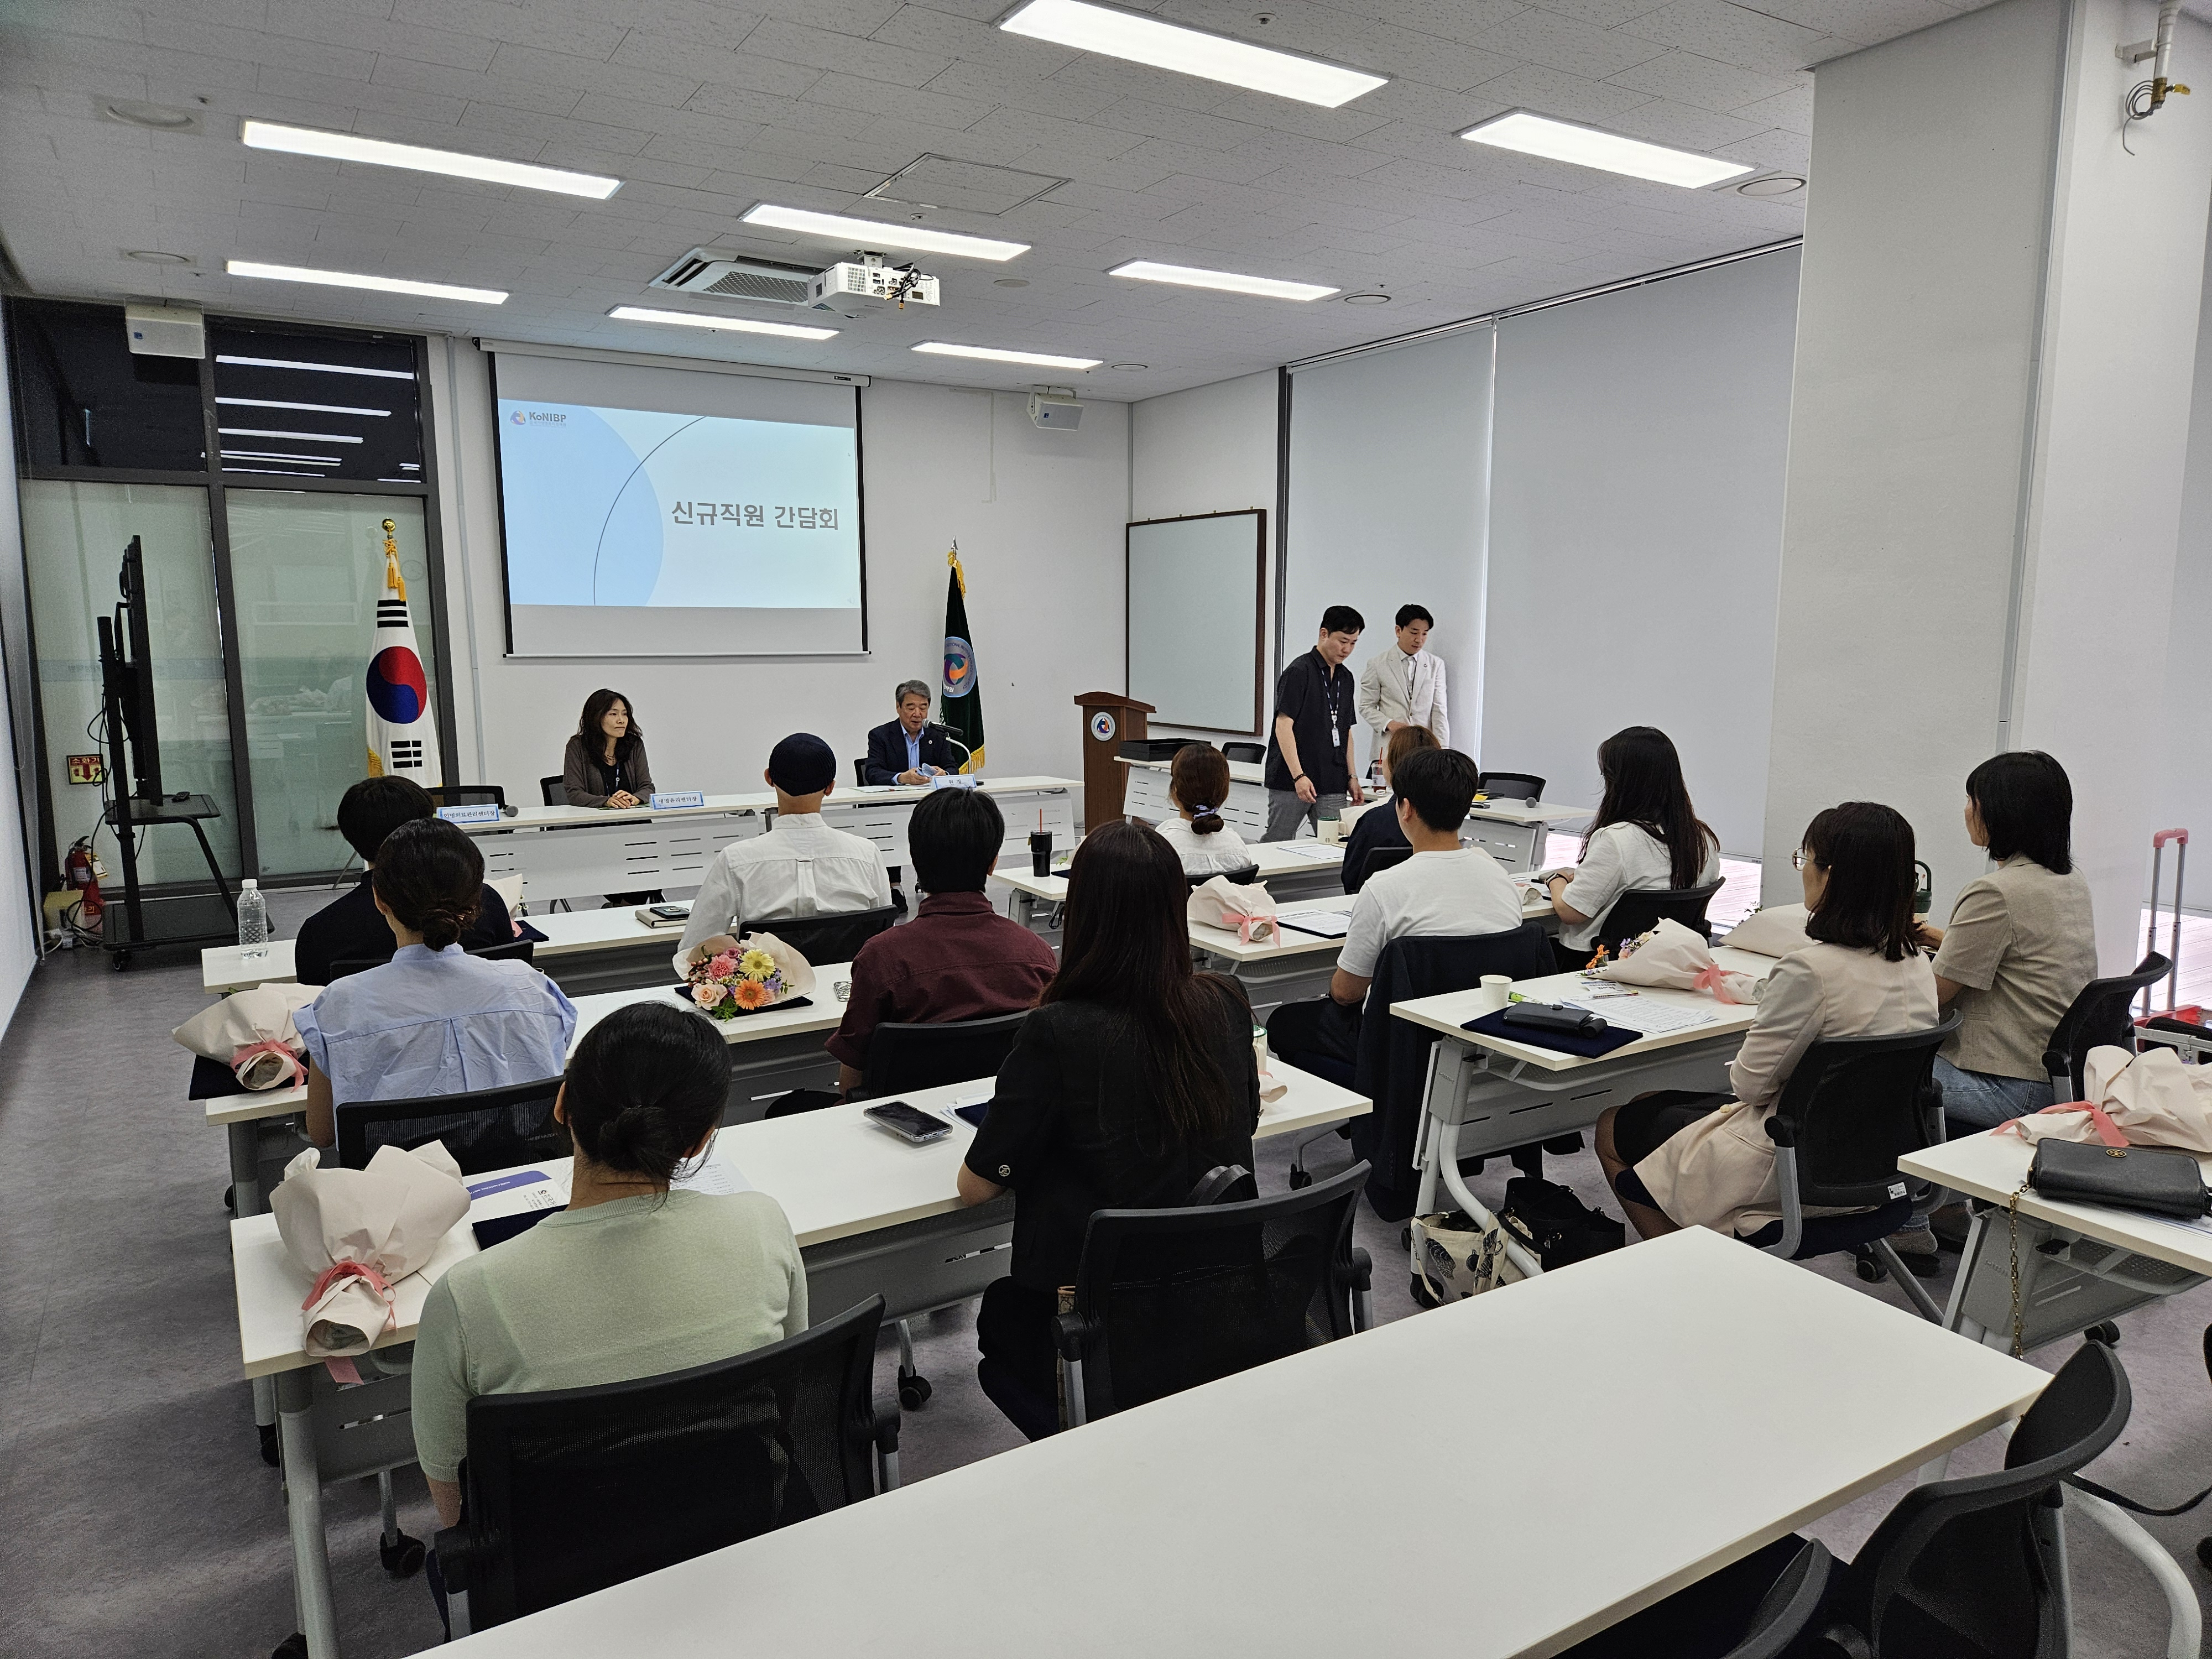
[1561,998,1717,1036]
[1277,842,1343,862]
[1279,909,1354,939]
[674,1140,753,1196]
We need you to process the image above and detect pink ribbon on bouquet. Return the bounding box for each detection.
[1692,965,1746,1005]
[1994,1100,2130,1147]
[303,1259,396,1384]
[1223,910,1276,946]
[232,1038,304,1088]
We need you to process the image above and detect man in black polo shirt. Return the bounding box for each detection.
[1263,604,1367,842]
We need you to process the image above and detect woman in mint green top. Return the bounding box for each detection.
[410,1001,807,1531]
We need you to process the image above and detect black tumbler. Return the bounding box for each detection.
[1030,830,1053,876]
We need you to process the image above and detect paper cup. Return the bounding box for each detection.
[1477,975,1512,1013]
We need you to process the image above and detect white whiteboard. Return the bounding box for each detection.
[1127,510,1266,734]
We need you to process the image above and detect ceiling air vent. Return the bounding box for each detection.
[650,250,820,306]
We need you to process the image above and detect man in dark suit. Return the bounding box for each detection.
[863,679,965,785]
[294,776,515,985]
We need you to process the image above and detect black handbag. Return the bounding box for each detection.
[1499,1176,1625,1271]
[2029,1138,2211,1219]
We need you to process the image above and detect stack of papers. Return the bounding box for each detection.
[1279,906,1355,940]
[1560,998,1716,1036]
[1277,842,1344,862]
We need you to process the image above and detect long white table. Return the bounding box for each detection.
[1116,755,1588,872]
[992,836,1350,930]
[427,1225,2043,1659]
[237,1064,1371,1658]
[1901,1131,2212,1656]
[450,776,1079,904]
[202,904,690,997]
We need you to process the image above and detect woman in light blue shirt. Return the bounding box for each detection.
[299,817,576,1148]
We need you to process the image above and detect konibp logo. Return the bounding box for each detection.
[509,409,566,425]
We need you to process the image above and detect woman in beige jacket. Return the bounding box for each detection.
[1596,801,1938,1239]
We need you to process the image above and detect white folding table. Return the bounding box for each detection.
[236,1065,1370,1659]
[990,836,1349,932]
[1900,1132,2211,1656]
[426,1225,2044,1659]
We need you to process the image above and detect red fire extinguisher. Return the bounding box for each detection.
[64,837,104,925]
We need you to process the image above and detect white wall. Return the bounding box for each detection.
[426,340,1129,802]
[1483,251,1800,854]
[1285,330,1493,770]
[1128,369,1279,738]
[0,311,44,1028]
[2157,214,2212,876]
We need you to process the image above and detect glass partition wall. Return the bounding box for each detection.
[5,300,452,895]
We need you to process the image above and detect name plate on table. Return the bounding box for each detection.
[436,804,502,826]
[930,773,978,790]
[649,791,706,810]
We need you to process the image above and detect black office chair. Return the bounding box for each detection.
[1342,842,1411,892]
[1185,865,1260,891]
[1745,1010,1963,1321]
[748,905,901,966]
[433,1295,899,1636]
[1010,1162,1371,1433]
[1223,742,1264,764]
[538,775,562,807]
[333,1072,567,1176]
[1559,1540,1836,1659]
[2041,952,2170,1101]
[1560,1338,2130,1659]
[424,784,507,810]
[859,1011,1029,1099]
[851,759,869,788]
[1597,878,1727,946]
[327,936,537,983]
[1477,771,1546,803]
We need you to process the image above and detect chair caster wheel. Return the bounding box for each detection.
[1854,1248,1889,1284]
[1400,1225,1412,1250]
[111,951,131,972]
[259,1422,279,1467]
[380,1530,426,1578]
[2196,1533,2212,1571]
[898,1372,932,1410]
[2086,1321,2121,1348]
[1287,1167,1312,1190]
[272,1633,308,1659]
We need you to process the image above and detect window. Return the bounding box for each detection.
[209,322,424,486]
[7,301,207,473]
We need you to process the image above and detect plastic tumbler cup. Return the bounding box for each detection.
[1030,831,1053,875]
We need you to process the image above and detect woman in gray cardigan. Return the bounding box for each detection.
[562,688,656,809]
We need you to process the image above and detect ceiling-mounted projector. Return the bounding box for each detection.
[809,253,940,310]
[1028,388,1082,430]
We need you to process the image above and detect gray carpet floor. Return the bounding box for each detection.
[4,892,2211,1657]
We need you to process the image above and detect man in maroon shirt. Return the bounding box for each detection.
[822,787,1058,1094]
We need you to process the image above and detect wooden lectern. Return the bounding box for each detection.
[1073,691,1155,828]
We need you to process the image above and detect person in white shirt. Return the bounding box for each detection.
[1265,748,1522,1072]
[1355,603,1449,758]
[671,732,892,978]
[1153,743,1257,877]
[1545,726,1720,971]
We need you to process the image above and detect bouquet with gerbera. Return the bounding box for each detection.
[681,930,817,1020]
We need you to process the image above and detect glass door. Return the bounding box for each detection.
[224,492,437,877]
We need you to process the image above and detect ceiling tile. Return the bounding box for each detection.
[1603,48,1801,112]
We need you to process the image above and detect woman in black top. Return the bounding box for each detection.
[958,820,1261,1438]
[1341,723,1439,893]
[561,688,656,809]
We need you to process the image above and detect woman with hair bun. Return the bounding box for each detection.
[410,1001,807,1531]
[299,817,578,1147]
[1154,743,1256,876]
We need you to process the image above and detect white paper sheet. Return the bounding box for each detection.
[1279,910,1354,939]
[1559,997,1717,1036]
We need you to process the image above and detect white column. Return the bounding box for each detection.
[1762,0,2212,969]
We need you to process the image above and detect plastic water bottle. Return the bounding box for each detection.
[238,878,269,961]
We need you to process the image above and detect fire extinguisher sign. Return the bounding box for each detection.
[66,753,103,785]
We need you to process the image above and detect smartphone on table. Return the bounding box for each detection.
[863,1100,952,1144]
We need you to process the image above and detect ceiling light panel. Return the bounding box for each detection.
[741,205,1028,262]
[1459,111,1753,190]
[912,341,1102,369]
[999,0,1386,108]
[242,121,621,199]
[608,306,838,340]
[217,355,416,380]
[225,259,508,304]
[218,426,364,443]
[216,397,389,417]
[1108,260,1338,301]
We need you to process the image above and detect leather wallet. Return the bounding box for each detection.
[2030,1138,2211,1219]
[1501,1001,1607,1037]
